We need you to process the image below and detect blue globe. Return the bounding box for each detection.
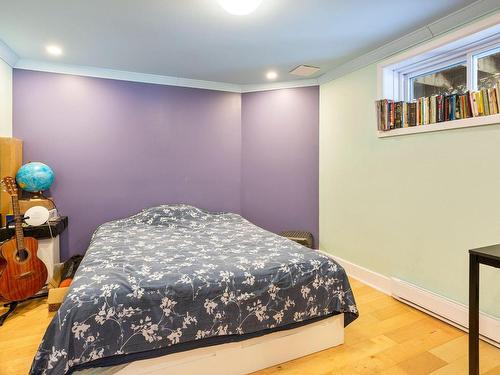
[16,162,55,192]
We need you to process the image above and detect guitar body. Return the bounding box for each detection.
[0,254,6,302]
[0,237,47,301]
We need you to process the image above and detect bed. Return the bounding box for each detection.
[30,205,358,375]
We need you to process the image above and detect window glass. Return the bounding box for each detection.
[477,51,500,90]
[411,63,467,99]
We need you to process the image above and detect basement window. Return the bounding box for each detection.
[409,62,467,100]
[377,19,500,137]
[397,38,500,102]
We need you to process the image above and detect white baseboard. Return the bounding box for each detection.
[391,277,500,347]
[322,252,500,347]
[325,253,392,294]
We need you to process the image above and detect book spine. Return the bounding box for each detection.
[403,102,408,128]
[473,92,478,116]
[409,102,416,126]
[437,95,443,122]
[460,95,464,119]
[477,91,484,116]
[421,97,424,125]
[482,89,489,116]
[455,95,461,120]
[450,95,456,121]
[416,98,420,125]
[380,100,385,129]
[429,96,434,124]
[386,100,389,129]
[492,88,499,114]
[431,96,437,124]
[378,100,382,130]
[395,102,402,128]
[466,92,473,118]
[389,100,395,129]
[386,100,390,129]
[375,100,381,131]
[444,96,449,121]
[425,97,430,125]
[488,88,497,115]
[496,81,500,111]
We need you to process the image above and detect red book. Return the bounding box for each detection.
[444,96,449,121]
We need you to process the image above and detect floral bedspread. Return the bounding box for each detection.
[30,205,358,375]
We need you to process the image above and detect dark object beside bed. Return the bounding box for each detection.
[30,205,358,375]
[279,230,314,248]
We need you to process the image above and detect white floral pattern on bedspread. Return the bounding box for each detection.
[30,205,358,375]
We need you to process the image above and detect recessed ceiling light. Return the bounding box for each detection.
[46,45,63,56]
[218,0,263,15]
[266,71,278,80]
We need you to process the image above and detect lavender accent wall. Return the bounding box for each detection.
[241,87,319,246]
[13,70,319,259]
[13,70,241,259]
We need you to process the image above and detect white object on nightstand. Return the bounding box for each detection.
[24,206,50,226]
[37,235,61,283]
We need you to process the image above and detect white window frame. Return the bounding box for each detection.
[395,34,500,102]
[404,57,467,102]
[377,14,500,137]
[471,44,500,91]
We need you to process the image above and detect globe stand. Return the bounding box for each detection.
[28,191,44,200]
[18,192,56,214]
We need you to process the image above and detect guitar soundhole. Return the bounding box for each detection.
[15,249,29,262]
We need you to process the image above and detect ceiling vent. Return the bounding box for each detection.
[289,65,320,77]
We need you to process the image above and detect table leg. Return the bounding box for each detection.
[469,253,479,375]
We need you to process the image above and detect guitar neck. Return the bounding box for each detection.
[11,195,25,250]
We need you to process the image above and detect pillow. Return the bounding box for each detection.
[134,204,213,227]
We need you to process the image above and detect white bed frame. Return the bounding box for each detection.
[78,314,344,375]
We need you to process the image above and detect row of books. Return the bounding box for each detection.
[375,81,500,131]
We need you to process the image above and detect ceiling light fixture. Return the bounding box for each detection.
[266,70,278,80]
[218,0,263,15]
[46,45,63,56]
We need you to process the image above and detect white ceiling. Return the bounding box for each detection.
[0,0,488,85]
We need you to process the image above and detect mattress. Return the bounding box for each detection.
[30,205,358,375]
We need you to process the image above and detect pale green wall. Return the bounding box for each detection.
[0,58,12,137]
[320,64,500,318]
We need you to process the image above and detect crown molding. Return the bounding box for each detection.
[0,39,18,67]
[14,59,243,93]
[14,59,320,93]
[318,0,500,85]
[240,79,319,93]
[426,0,500,36]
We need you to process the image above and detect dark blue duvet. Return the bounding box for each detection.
[30,205,358,374]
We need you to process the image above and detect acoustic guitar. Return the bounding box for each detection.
[0,177,47,302]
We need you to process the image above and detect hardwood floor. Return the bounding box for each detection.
[0,278,499,375]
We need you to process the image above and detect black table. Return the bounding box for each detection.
[468,245,500,375]
[0,216,68,242]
